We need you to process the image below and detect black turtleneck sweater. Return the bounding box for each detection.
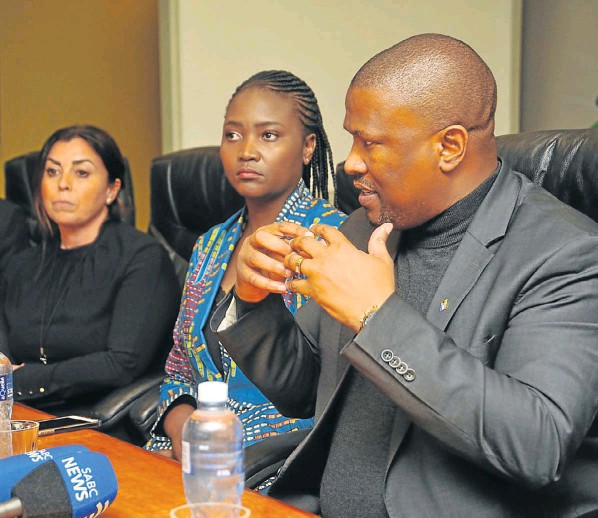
[320,171,497,518]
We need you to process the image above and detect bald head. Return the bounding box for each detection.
[351,33,497,137]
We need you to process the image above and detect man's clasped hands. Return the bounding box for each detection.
[235,221,396,333]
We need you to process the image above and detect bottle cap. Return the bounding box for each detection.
[197,381,228,403]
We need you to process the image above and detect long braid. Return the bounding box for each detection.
[228,70,338,206]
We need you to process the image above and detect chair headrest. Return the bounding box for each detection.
[496,129,598,223]
[335,129,598,222]
[149,146,244,262]
[4,150,136,236]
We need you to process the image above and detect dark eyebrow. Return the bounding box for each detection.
[72,159,95,166]
[47,157,95,167]
[224,120,285,128]
[254,121,284,128]
[46,157,95,167]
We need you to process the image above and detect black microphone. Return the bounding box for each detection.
[0,451,118,518]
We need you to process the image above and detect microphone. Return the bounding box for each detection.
[0,445,89,501]
[0,451,118,518]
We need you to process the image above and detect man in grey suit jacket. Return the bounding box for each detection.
[216,34,598,516]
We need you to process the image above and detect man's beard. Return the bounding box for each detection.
[378,207,398,225]
[366,206,399,228]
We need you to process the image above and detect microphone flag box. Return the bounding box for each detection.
[55,451,118,518]
[0,445,89,500]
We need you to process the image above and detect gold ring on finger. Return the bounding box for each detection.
[294,256,305,275]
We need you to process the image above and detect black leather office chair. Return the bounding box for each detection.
[148,146,244,285]
[3,150,153,445]
[496,129,598,223]
[335,128,598,224]
[4,150,136,241]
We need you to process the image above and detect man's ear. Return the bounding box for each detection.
[438,125,467,173]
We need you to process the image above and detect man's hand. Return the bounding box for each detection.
[236,221,314,303]
[285,223,396,332]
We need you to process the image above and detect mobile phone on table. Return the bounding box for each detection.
[37,415,101,436]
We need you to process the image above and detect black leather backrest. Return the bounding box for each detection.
[149,146,244,270]
[334,129,598,222]
[496,129,598,223]
[4,151,136,236]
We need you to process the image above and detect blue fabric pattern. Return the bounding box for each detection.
[146,180,346,452]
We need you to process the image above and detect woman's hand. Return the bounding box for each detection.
[152,449,175,459]
[235,221,313,303]
[12,363,24,371]
[163,403,196,461]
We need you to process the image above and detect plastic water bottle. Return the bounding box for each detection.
[182,381,244,505]
[0,352,14,458]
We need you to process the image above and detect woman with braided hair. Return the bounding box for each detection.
[147,70,346,464]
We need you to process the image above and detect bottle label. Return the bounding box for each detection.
[0,374,12,402]
[182,440,191,474]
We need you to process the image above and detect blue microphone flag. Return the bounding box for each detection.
[0,445,89,500]
[54,451,118,518]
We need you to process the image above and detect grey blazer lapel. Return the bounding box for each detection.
[426,161,522,330]
[426,234,495,330]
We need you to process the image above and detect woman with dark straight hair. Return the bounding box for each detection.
[0,125,180,411]
[33,125,126,239]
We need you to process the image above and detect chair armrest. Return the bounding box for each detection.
[86,372,164,430]
[244,428,311,489]
[129,386,161,439]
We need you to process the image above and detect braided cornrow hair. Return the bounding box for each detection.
[228,70,338,205]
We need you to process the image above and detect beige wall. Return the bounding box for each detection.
[0,0,161,229]
[161,0,522,162]
[521,0,598,131]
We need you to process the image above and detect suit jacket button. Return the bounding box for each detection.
[396,362,408,375]
[389,356,402,368]
[381,349,394,362]
[17,391,22,396]
[403,369,416,382]
[28,390,34,395]
[39,388,45,393]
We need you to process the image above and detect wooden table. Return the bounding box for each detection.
[13,404,315,517]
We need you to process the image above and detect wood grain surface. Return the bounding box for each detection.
[13,404,315,517]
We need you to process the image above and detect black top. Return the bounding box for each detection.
[0,219,180,405]
[0,200,29,283]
